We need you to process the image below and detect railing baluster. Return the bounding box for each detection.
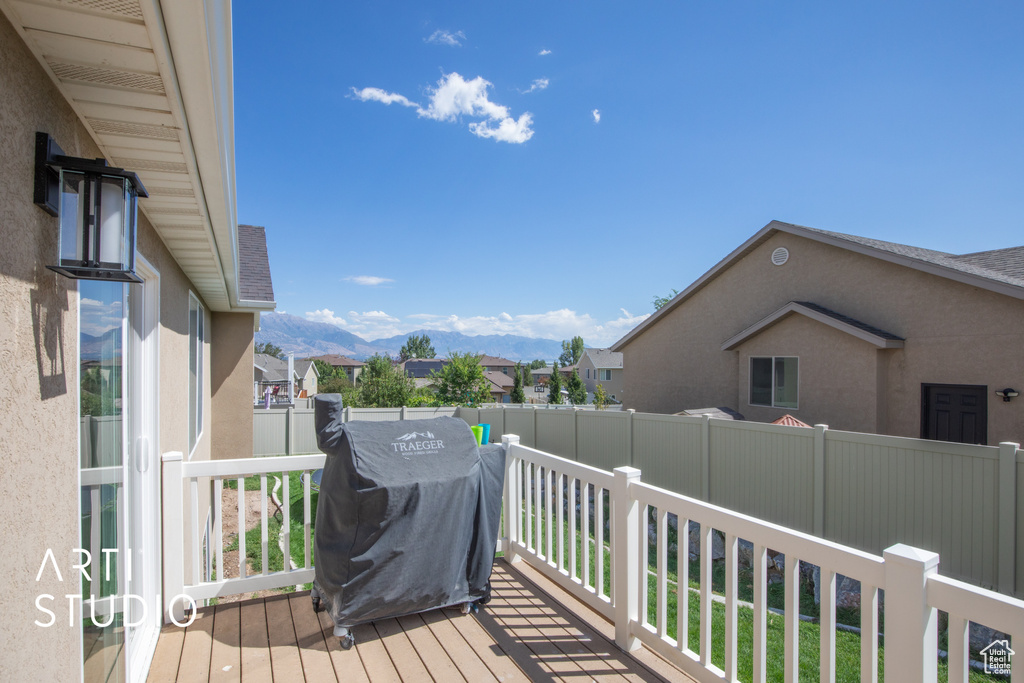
[820,567,836,683]
[784,554,800,683]
[237,477,246,579]
[282,472,291,571]
[569,477,577,579]
[753,542,768,683]
[260,474,268,575]
[214,478,223,582]
[700,523,713,667]
[678,517,689,653]
[582,481,590,590]
[303,470,311,570]
[946,614,968,683]
[545,467,554,565]
[861,583,879,683]
[596,487,605,598]
[641,504,650,627]
[535,465,542,558]
[191,477,201,585]
[724,531,738,680]
[656,508,667,637]
[525,461,533,552]
[557,472,565,571]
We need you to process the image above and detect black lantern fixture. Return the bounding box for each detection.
[34,132,148,283]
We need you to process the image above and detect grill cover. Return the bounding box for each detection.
[312,394,505,628]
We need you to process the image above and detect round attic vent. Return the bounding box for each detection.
[771,247,790,266]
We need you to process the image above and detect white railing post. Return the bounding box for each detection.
[612,466,642,651]
[998,442,1019,595]
[161,451,185,624]
[813,424,828,536]
[883,544,940,682]
[626,409,635,467]
[503,435,522,563]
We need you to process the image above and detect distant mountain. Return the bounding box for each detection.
[255,313,562,361]
[370,330,561,362]
[256,313,385,358]
[80,331,120,361]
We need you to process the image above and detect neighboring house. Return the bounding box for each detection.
[613,220,1024,445]
[532,365,554,385]
[254,354,318,400]
[308,353,365,384]
[403,357,448,378]
[578,348,625,402]
[485,370,516,403]
[480,354,516,375]
[0,4,276,682]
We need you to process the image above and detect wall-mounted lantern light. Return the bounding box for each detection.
[995,388,1019,402]
[34,132,148,283]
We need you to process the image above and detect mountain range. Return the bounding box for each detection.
[255,312,564,361]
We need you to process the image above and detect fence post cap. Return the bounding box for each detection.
[613,465,641,480]
[814,423,829,430]
[502,434,521,445]
[998,441,1020,449]
[162,451,183,462]
[883,543,940,569]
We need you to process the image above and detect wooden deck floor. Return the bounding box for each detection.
[147,560,695,682]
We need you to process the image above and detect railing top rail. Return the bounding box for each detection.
[81,465,124,486]
[182,453,326,478]
[825,428,1005,459]
[634,477,887,585]
[927,573,1024,635]
[509,443,616,486]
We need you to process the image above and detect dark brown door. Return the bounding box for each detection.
[921,384,988,444]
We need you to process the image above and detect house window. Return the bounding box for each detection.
[750,357,798,409]
[599,369,612,381]
[189,293,204,454]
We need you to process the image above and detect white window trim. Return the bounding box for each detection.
[748,356,799,410]
[188,292,205,457]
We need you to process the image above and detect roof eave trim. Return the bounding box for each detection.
[721,301,905,350]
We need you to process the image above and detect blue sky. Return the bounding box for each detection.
[234,1,1023,346]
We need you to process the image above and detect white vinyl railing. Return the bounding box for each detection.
[161,451,326,621]
[501,435,1024,683]
[161,438,1023,682]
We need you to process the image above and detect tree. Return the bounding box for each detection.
[399,334,436,362]
[254,341,283,358]
[510,363,526,404]
[318,375,352,395]
[311,358,338,380]
[522,364,533,386]
[358,354,414,407]
[653,289,680,311]
[429,351,491,406]
[529,359,548,370]
[559,336,585,367]
[547,360,564,404]
[567,368,587,405]
[592,383,609,410]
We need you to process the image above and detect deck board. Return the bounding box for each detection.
[147,560,695,682]
[209,603,241,683]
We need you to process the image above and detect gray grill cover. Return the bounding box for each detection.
[312,394,505,628]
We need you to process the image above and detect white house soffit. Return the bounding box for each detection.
[0,0,237,311]
[721,301,906,351]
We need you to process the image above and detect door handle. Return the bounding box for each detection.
[135,436,150,473]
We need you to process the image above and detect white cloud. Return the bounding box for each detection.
[425,29,465,47]
[351,72,535,144]
[349,87,419,109]
[80,297,124,337]
[592,109,601,124]
[539,49,552,56]
[344,275,394,286]
[306,308,349,327]
[519,78,549,94]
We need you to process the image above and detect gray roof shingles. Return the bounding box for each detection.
[238,224,275,303]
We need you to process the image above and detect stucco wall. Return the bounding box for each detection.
[621,230,1024,443]
[733,314,881,431]
[0,12,96,681]
[212,312,255,460]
